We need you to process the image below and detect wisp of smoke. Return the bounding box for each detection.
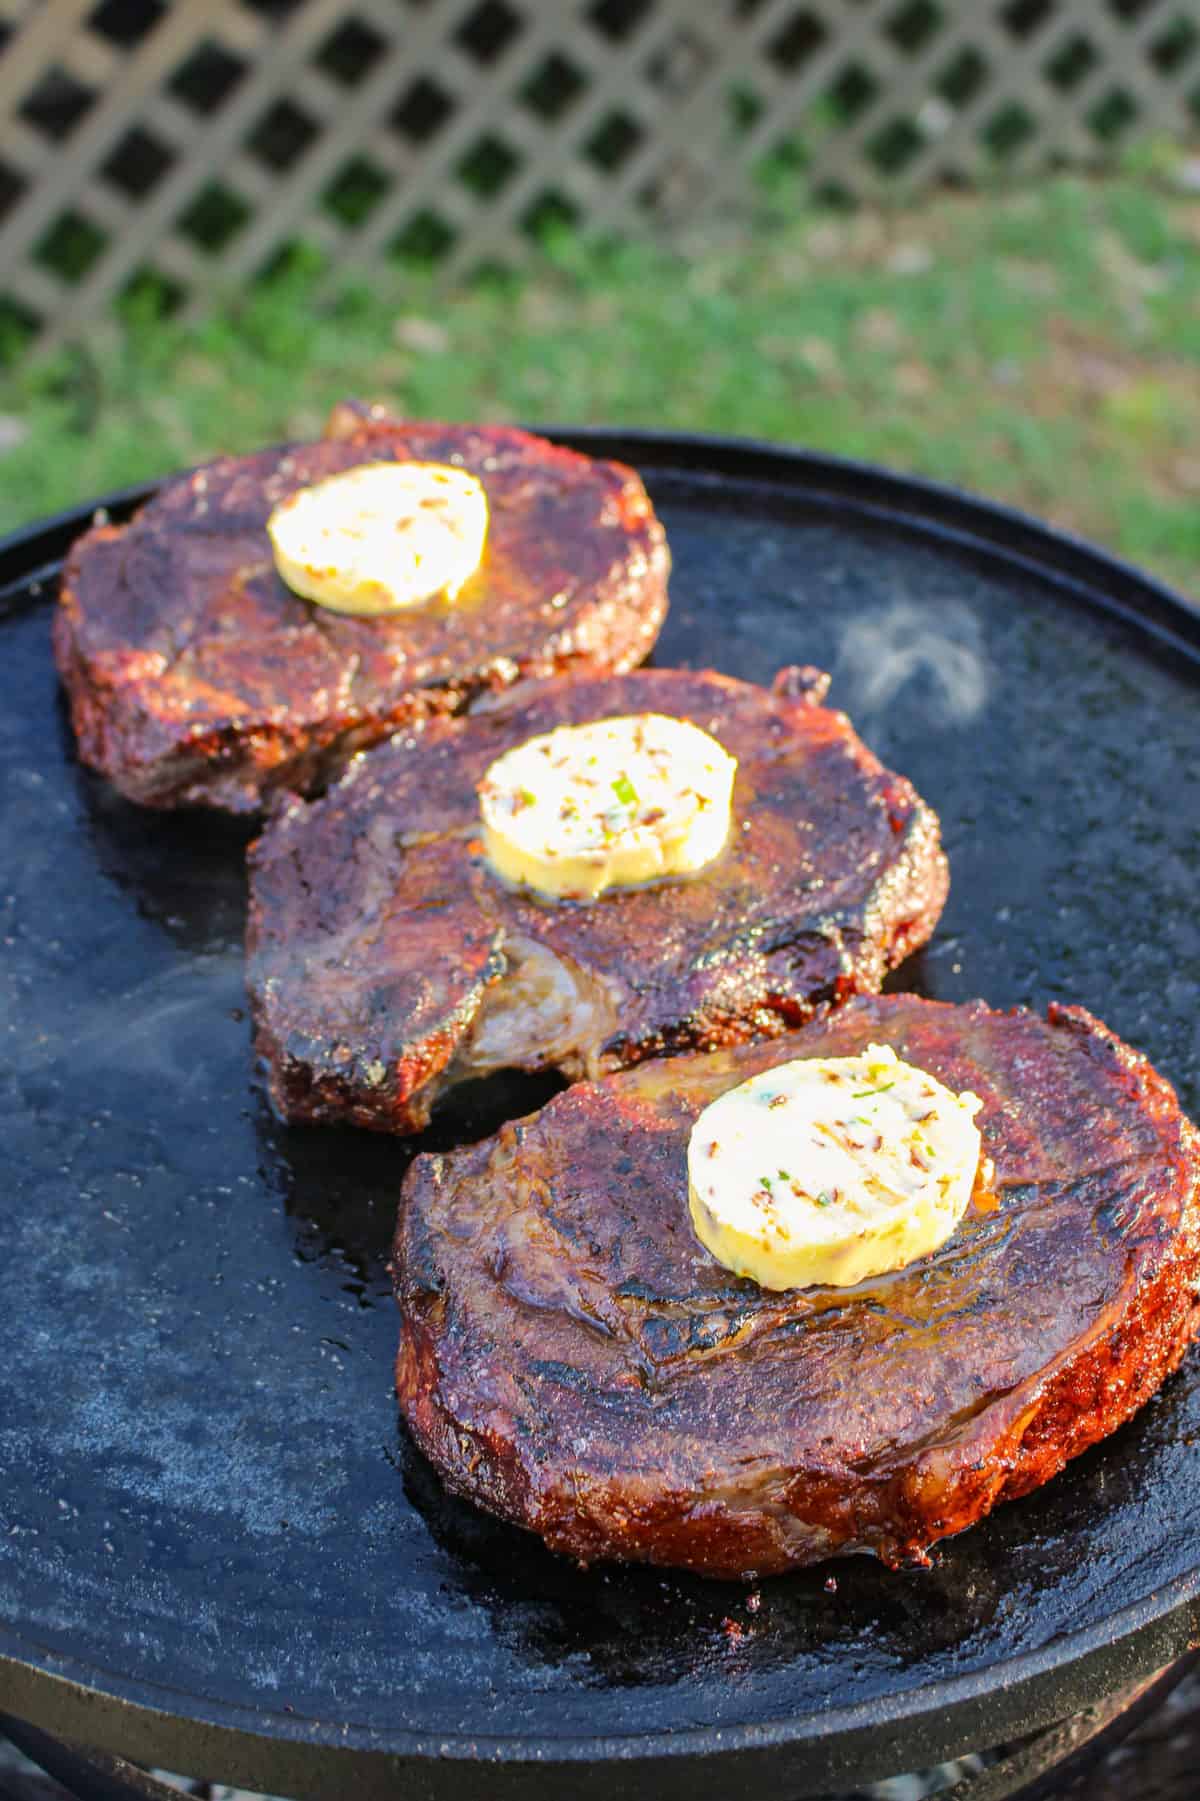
[835,600,987,726]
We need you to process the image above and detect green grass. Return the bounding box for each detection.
[2,170,1199,595]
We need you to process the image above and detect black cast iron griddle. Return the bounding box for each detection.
[0,431,1199,1801]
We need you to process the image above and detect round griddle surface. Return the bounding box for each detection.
[1,432,1198,1799]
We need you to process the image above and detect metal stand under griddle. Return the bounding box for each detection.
[4,1656,1197,1801]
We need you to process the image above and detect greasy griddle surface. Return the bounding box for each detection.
[2,460,1200,1764]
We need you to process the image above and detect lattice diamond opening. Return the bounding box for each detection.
[1001,0,1056,40]
[242,0,308,19]
[247,100,320,172]
[458,134,523,199]
[521,51,587,121]
[89,0,166,50]
[1087,87,1140,142]
[1150,16,1200,75]
[170,40,247,113]
[0,297,41,353]
[0,161,27,229]
[937,46,989,107]
[981,101,1038,159]
[121,265,185,317]
[102,126,175,200]
[179,183,253,255]
[589,0,654,45]
[324,157,392,229]
[522,188,582,242]
[391,76,455,143]
[456,1,524,66]
[316,19,387,88]
[391,209,458,264]
[868,116,927,176]
[584,109,643,173]
[19,64,96,142]
[1045,34,1100,93]
[828,62,881,125]
[768,11,828,73]
[36,210,109,285]
[885,1,943,55]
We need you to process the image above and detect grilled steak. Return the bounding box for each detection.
[53,405,669,813]
[394,994,1200,1577]
[246,667,948,1134]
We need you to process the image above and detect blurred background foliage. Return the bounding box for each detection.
[2,159,1199,594]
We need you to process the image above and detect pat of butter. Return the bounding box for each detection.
[267,461,487,615]
[688,1044,982,1290]
[479,714,737,901]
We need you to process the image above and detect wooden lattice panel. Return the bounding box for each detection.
[1,0,1198,348]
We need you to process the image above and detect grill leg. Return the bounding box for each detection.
[0,1716,189,1801]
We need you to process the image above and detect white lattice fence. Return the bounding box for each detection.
[1,0,1197,349]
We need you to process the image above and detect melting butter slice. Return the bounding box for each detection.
[479,714,737,901]
[267,461,488,615]
[688,1044,983,1290]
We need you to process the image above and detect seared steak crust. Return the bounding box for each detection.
[53,408,669,813]
[246,668,948,1134]
[394,995,1200,1577]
